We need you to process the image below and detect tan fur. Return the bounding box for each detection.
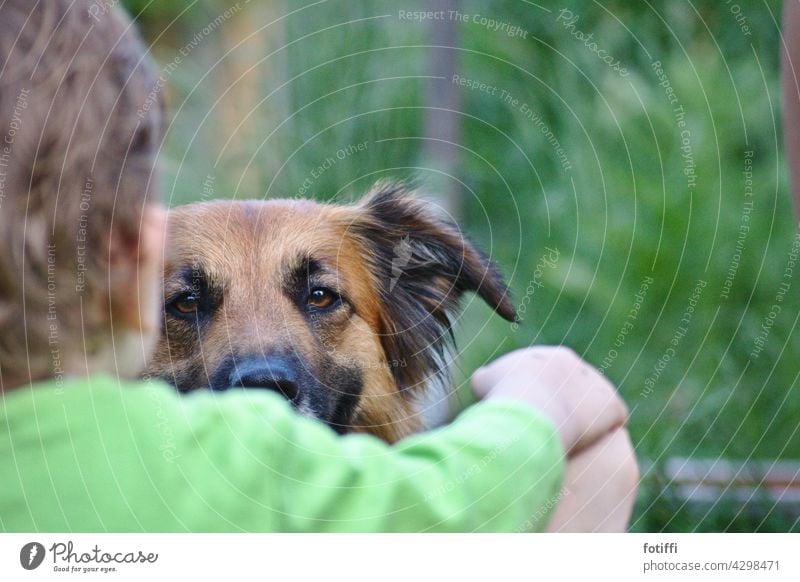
[146,186,515,443]
[146,200,415,442]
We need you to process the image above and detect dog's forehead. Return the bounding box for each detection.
[165,199,356,278]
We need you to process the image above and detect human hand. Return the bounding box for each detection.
[471,346,628,454]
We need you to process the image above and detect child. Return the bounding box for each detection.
[0,0,636,532]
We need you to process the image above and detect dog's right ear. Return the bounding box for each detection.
[343,181,516,392]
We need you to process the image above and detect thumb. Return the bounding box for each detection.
[470,365,494,399]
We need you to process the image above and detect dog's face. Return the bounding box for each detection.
[145,184,515,442]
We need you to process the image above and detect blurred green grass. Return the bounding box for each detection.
[126,0,797,531]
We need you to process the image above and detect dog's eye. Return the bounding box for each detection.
[168,292,199,316]
[306,287,339,310]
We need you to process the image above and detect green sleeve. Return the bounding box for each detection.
[172,390,565,532]
[0,378,564,532]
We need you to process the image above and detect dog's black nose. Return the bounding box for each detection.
[228,358,299,401]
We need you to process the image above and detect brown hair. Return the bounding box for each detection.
[0,0,164,383]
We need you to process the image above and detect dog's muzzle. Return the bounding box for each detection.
[225,356,300,401]
[205,351,362,433]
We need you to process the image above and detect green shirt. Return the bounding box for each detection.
[0,375,564,532]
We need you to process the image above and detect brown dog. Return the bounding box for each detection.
[144,183,516,442]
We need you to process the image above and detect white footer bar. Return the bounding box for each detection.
[0,533,796,581]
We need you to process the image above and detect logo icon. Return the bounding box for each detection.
[19,542,45,570]
[389,236,414,292]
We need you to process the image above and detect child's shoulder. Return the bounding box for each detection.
[1,374,296,451]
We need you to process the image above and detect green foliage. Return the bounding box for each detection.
[135,0,796,531]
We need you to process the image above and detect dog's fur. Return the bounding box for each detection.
[145,183,515,442]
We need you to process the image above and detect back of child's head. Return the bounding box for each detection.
[0,0,164,384]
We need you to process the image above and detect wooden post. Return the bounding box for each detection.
[421,0,462,219]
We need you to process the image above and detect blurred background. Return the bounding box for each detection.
[123,0,797,531]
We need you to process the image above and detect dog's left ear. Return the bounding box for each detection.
[345,182,516,391]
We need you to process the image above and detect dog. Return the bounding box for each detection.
[144,183,516,442]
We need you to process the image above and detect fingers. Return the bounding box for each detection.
[471,346,630,453]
